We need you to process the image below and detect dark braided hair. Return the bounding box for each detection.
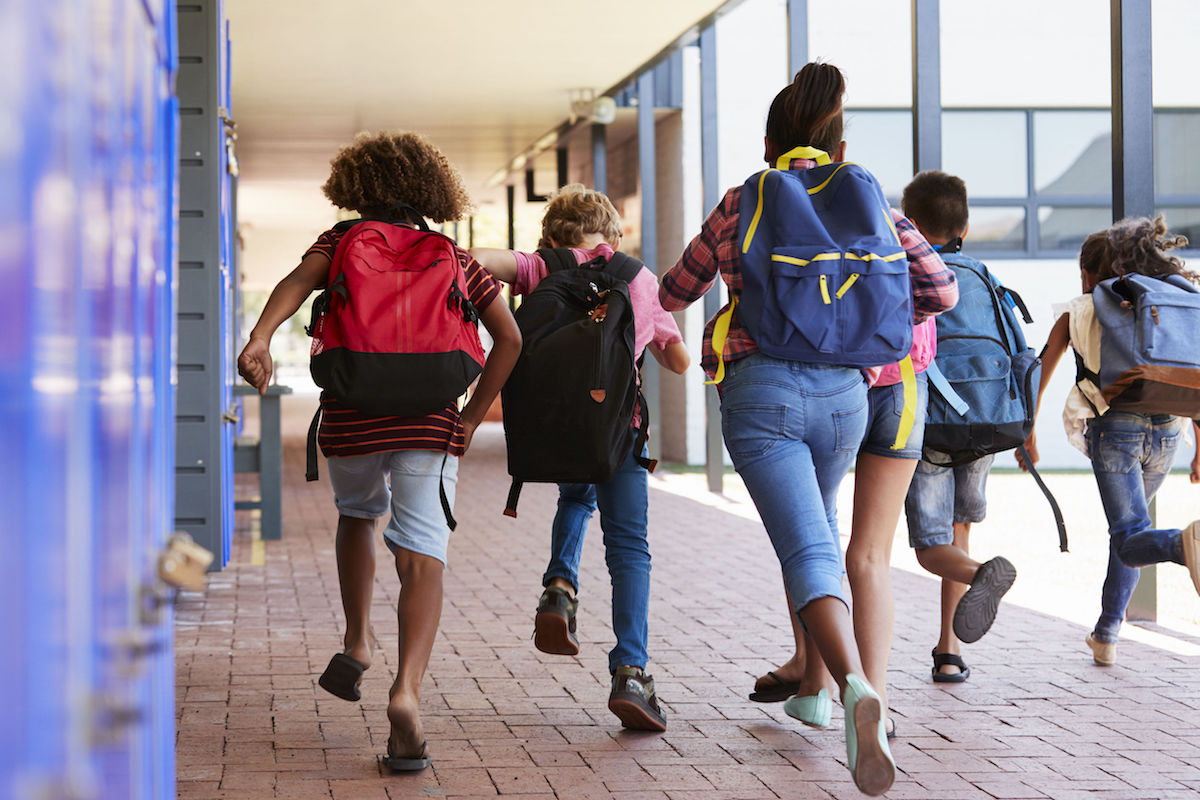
[765,62,846,156]
[1080,215,1196,284]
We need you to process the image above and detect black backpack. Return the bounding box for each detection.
[502,248,655,516]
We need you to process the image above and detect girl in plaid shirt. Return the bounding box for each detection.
[660,62,956,797]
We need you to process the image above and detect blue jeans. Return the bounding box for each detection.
[904,453,995,549]
[1086,412,1184,642]
[718,354,868,613]
[543,445,651,673]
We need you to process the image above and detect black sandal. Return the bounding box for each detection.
[931,649,970,683]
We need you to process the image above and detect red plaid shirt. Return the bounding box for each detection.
[659,159,959,381]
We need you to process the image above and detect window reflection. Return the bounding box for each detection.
[844,110,913,201]
[1034,112,1111,195]
[945,112,1027,197]
[966,206,1025,251]
[1037,207,1112,252]
[1154,113,1200,195]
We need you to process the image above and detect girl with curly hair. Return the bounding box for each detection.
[1021,215,1200,667]
[237,131,521,772]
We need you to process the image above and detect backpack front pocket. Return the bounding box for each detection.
[766,248,842,356]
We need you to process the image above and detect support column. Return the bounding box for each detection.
[637,70,660,460]
[911,0,942,173]
[787,0,808,78]
[1112,0,1157,622]
[700,25,724,493]
[592,123,607,193]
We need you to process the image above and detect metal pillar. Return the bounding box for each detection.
[1112,0,1157,622]
[912,0,941,173]
[592,123,608,193]
[700,25,724,493]
[787,0,808,78]
[637,70,660,460]
[176,0,234,568]
[556,146,568,188]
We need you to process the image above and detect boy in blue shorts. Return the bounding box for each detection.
[901,171,1016,683]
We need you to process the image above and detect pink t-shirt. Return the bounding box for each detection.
[873,317,938,387]
[511,243,684,359]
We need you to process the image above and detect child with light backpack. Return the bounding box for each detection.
[470,184,688,732]
[237,131,522,772]
[900,171,1024,682]
[660,62,958,796]
[1020,215,1200,666]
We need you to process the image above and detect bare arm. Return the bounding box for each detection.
[458,298,522,452]
[649,341,690,374]
[1191,420,1200,484]
[237,252,330,393]
[1018,313,1071,470]
[469,247,520,284]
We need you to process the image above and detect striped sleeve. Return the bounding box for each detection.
[660,187,739,310]
[458,248,502,313]
[303,228,341,262]
[893,209,958,323]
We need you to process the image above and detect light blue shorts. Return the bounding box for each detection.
[859,370,929,459]
[326,449,458,565]
[903,452,995,549]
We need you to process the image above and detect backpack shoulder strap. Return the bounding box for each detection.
[537,247,579,274]
[602,252,646,285]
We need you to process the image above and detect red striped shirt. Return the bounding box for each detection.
[304,223,502,458]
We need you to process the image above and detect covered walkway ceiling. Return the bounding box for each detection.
[227,0,732,230]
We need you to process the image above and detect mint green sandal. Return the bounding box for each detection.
[842,674,895,797]
[782,687,832,729]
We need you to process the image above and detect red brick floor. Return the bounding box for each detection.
[176,404,1200,799]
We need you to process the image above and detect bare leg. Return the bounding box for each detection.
[336,514,376,668]
[756,585,808,691]
[845,452,916,723]
[915,525,977,676]
[797,596,866,694]
[386,548,445,757]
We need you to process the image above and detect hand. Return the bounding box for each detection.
[1016,432,1039,472]
[459,416,478,454]
[1191,455,1199,484]
[237,337,273,394]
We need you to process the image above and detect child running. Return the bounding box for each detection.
[471,184,688,731]
[901,170,1016,683]
[659,63,957,795]
[1019,215,1200,666]
[237,131,522,771]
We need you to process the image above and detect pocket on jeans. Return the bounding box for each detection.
[722,404,787,459]
[833,401,868,455]
[1089,429,1143,473]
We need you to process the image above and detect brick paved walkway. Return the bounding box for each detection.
[176,399,1200,799]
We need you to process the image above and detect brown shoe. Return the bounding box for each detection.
[1183,521,1200,599]
[607,666,667,732]
[1086,633,1116,666]
[533,586,579,656]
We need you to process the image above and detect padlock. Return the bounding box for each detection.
[157,531,214,591]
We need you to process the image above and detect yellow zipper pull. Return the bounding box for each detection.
[836,273,860,299]
[819,274,831,305]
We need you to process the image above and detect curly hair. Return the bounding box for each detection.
[537,184,622,248]
[321,131,472,222]
[1079,215,1196,284]
[901,170,969,241]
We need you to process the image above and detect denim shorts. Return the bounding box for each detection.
[903,452,994,549]
[326,449,458,564]
[859,370,929,459]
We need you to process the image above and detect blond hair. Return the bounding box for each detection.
[537,184,622,248]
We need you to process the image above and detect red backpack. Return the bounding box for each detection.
[305,217,485,480]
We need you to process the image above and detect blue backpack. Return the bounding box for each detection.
[923,249,1066,551]
[728,146,913,371]
[1085,273,1200,417]
[922,251,1040,466]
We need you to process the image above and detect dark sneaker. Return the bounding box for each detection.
[533,586,579,656]
[953,556,1017,643]
[607,666,667,732]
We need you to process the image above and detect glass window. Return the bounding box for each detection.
[808,1,911,106]
[1154,112,1200,196]
[1157,207,1200,248]
[1034,111,1111,196]
[944,112,1027,198]
[1037,207,1112,253]
[844,110,912,201]
[966,206,1025,251]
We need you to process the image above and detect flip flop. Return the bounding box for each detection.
[382,739,431,772]
[318,653,366,702]
[748,670,801,703]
